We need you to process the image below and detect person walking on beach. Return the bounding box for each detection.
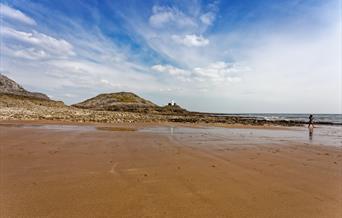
[308,114,314,128]
[308,114,314,140]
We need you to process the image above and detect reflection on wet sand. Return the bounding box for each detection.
[141,125,341,147]
[309,127,313,141]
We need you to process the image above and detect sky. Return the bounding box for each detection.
[0,0,341,113]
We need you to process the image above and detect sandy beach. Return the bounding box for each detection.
[0,121,341,217]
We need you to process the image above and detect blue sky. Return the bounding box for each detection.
[0,0,341,113]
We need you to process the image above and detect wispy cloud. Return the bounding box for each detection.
[0,3,36,25]
[1,26,74,59]
[149,5,197,29]
[152,61,245,83]
[172,34,209,47]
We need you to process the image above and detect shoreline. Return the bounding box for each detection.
[0,118,301,130]
[0,118,337,134]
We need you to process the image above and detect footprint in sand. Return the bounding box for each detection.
[110,162,119,175]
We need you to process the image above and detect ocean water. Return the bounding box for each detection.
[211,113,342,125]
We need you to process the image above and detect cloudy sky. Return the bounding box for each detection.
[0,0,341,113]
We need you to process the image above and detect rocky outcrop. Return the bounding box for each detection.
[0,74,50,100]
[73,92,189,114]
[73,92,158,112]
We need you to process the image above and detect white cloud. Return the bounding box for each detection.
[152,64,189,76]
[13,48,48,60]
[99,79,122,88]
[172,34,209,47]
[118,2,221,69]
[193,62,244,82]
[149,6,197,29]
[239,24,341,112]
[0,3,36,25]
[1,26,74,58]
[152,62,244,83]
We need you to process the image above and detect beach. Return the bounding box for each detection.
[0,121,341,217]
[1,0,340,217]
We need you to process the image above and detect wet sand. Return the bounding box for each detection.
[0,122,341,217]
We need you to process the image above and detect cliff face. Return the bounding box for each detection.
[0,74,50,100]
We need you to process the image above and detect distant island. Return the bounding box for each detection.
[0,73,304,126]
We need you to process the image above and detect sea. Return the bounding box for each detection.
[210,113,342,125]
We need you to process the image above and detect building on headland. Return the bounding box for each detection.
[168,100,176,106]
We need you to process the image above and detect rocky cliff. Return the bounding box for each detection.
[0,74,50,100]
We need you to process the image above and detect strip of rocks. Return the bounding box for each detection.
[0,105,303,127]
